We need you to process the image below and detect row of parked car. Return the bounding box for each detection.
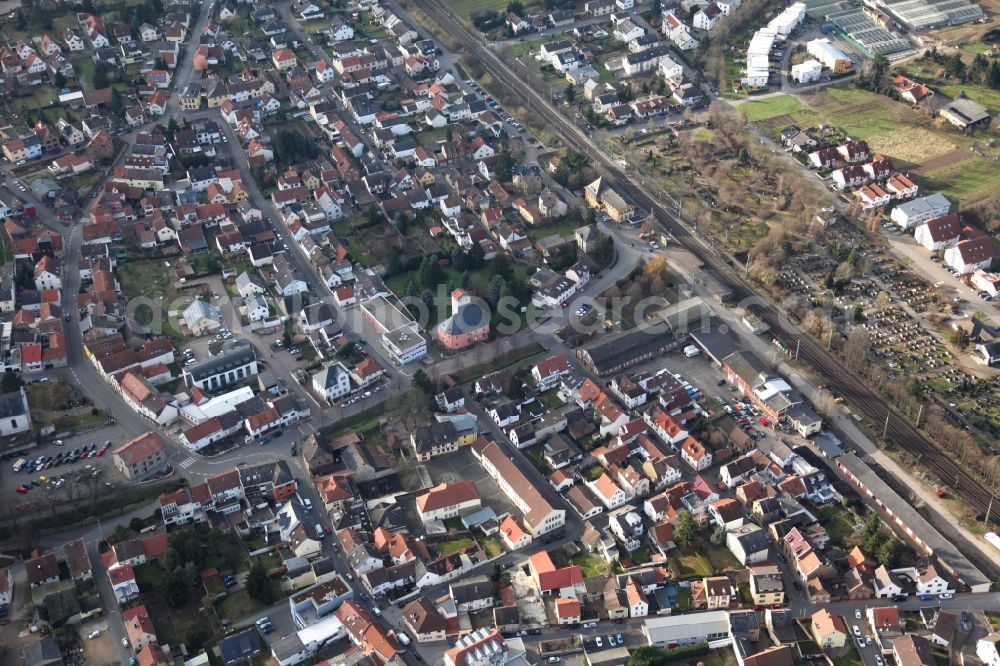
[20,442,110,473]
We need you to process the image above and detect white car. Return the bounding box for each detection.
[595,637,603,648]
[852,625,861,637]
[122,637,129,647]
[854,609,861,619]
[939,593,953,599]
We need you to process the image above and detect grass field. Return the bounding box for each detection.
[437,537,476,555]
[743,94,810,122]
[450,0,537,17]
[480,536,504,557]
[920,156,998,206]
[669,543,742,578]
[958,41,991,55]
[936,82,1000,115]
[754,85,994,207]
[509,36,549,57]
[571,553,611,577]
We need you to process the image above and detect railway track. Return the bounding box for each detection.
[413,0,999,524]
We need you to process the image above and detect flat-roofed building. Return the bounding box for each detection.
[360,295,427,364]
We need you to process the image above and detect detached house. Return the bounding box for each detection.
[914,214,961,251]
[945,236,994,274]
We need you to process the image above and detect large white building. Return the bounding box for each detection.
[791,59,822,84]
[311,362,352,402]
[743,28,776,88]
[767,2,806,38]
[182,339,258,391]
[472,439,565,537]
[643,611,731,648]
[0,388,31,437]
[890,192,951,229]
[360,295,427,364]
[806,38,852,73]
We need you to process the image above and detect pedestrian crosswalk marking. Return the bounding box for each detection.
[177,457,196,469]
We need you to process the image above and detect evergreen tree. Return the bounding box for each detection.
[673,510,695,547]
[412,369,433,394]
[488,273,504,304]
[468,242,485,269]
[451,247,467,272]
[246,561,275,604]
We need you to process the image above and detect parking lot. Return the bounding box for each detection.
[1,431,121,502]
[423,447,520,521]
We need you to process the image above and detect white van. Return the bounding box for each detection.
[683,345,701,358]
[315,523,325,539]
[88,630,101,639]
[397,631,410,645]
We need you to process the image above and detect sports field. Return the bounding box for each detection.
[749,85,994,208]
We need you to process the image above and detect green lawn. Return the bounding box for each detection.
[571,553,611,577]
[74,58,97,90]
[958,41,991,55]
[742,94,810,122]
[669,543,742,578]
[252,552,282,571]
[523,219,580,243]
[510,36,550,57]
[437,537,476,555]
[538,388,564,408]
[414,126,450,145]
[832,646,864,666]
[936,82,1000,115]
[53,411,108,432]
[216,589,272,622]
[921,156,997,207]
[480,536,504,558]
[594,60,618,85]
[450,0,538,18]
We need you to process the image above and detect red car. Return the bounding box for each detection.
[96,447,107,457]
[16,485,29,493]
[759,417,769,426]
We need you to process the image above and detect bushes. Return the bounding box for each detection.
[627,643,710,666]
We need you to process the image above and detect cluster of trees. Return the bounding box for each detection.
[472,10,506,32]
[672,509,697,547]
[922,47,1000,90]
[137,525,226,608]
[552,149,597,193]
[854,55,889,93]
[246,561,276,604]
[701,0,777,90]
[854,513,903,567]
[270,131,320,166]
[603,255,674,303]
[589,232,615,267]
[120,0,166,34]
